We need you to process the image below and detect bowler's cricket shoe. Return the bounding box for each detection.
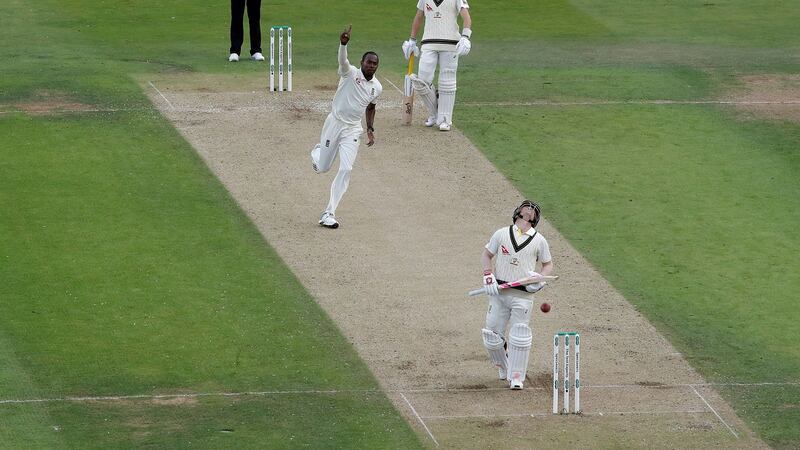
[438,122,451,132]
[319,212,339,229]
[251,52,265,61]
[229,53,239,62]
[424,115,437,127]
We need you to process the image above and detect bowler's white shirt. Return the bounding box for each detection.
[331,44,382,126]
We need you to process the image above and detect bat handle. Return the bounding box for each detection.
[407,53,415,74]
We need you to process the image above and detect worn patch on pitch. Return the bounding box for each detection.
[481,419,508,429]
[529,371,553,390]
[150,396,199,407]
[10,89,98,116]
[724,74,800,123]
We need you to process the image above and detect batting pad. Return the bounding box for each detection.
[507,323,532,386]
[436,68,457,125]
[481,328,508,375]
[411,74,438,119]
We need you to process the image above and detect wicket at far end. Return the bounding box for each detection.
[269,25,292,92]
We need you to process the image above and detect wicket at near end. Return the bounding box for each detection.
[553,332,581,414]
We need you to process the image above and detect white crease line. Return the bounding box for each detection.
[3,381,797,404]
[590,381,800,389]
[0,389,373,405]
[424,412,551,419]
[462,100,800,107]
[403,386,545,393]
[4,99,798,116]
[589,384,688,389]
[583,409,708,416]
[148,80,174,109]
[166,104,395,113]
[0,108,136,115]
[383,76,404,95]
[422,409,709,419]
[699,381,800,386]
[400,392,439,447]
[691,385,739,439]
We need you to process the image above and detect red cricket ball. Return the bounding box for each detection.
[540,302,551,313]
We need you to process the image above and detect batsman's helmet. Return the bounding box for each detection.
[512,200,541,227]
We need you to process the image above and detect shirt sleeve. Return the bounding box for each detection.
[457,0,470,9]
[416,0,425,11]
[485,228,502,255]
[372,83,383,104]
[338,44,350,77]
[538,236,552,263]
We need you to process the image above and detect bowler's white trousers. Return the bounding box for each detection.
[311,113,362,215]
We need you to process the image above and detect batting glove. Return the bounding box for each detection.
[455,37,471,57]
[526,282,546,293]
[525,271,544,292]
[483,270,500,296]
[455,28,471,57]
[402,38,419,60]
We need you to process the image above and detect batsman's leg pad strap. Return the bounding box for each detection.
[507,323,532,384]
[481,328,508,371]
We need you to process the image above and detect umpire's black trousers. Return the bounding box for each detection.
[230,0,262,55]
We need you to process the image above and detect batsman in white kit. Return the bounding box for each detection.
[480,200,554,389]
[311,25,382,229]
[402,0,472,131]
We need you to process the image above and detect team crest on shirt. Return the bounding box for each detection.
[501,245,510,255]
[510,257,520,266]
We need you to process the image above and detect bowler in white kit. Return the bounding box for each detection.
[311,25,382,229]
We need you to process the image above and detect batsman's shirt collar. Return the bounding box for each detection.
[513,224,537,237]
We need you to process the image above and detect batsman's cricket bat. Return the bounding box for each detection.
[401,54,415,125]
[468,275,559,297]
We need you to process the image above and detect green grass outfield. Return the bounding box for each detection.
[0,1,423,448]
[1,0,799,448]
